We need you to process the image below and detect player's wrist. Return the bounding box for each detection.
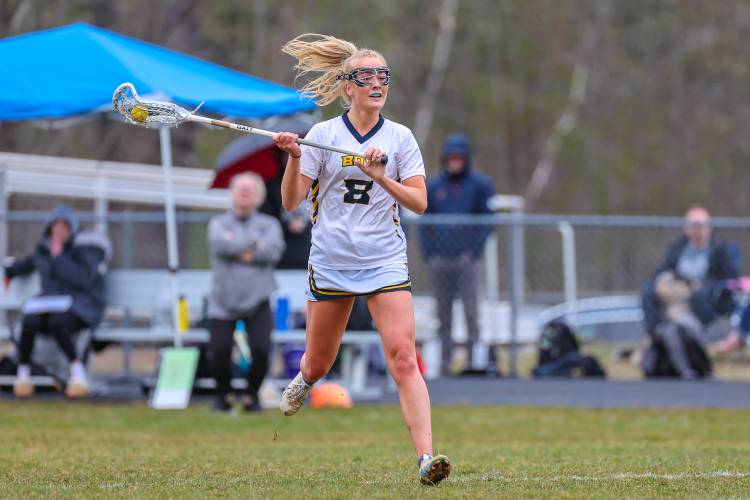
[373,172,389,184]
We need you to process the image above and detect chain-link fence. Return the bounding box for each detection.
[3,210,750,376]
[8,211,749,286]
[403,214,750,301]
[2,211,217,270]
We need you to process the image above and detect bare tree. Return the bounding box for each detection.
[251,0,268,75]
[523,1,610,209]
[413,0,459,146]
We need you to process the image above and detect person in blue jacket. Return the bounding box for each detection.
[419,134,495,375]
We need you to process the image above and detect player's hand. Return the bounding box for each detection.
[272,132,302,159]
[288,217,306,234]
[49,238,64,257]
[239,249,254,264]
[3,275,10,290]
[359,147,387,182]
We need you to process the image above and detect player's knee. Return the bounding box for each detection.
[252,349,270,364]
[21,314,43,334]
[302,358,329,383]
[46,314,67,333]
[212,346,232,361]
[389,346,418,380]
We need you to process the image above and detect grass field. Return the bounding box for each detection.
[1,401,749,498]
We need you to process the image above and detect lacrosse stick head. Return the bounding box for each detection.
[112,82,195,128]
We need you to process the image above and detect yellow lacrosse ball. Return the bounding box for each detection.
[130,105,148,123]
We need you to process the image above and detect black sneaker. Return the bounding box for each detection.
[241,395,263,413]
[212,397,232,413]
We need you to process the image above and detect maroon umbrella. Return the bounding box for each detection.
[210,117,314,188]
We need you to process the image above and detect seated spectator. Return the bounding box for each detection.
[641,272,711,379]
[207,173,285,412]
[3,205,111,398]
[641,206,739,336]
[277,206,311,270]
[717,302,750,353]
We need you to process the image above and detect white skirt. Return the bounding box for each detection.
[305,262,411,302]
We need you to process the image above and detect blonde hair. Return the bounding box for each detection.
[282,33,387,107]
[230,172,266,208]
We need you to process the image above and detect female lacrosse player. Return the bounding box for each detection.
[272,34,450,486]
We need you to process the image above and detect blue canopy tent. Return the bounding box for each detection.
[0,23,316,346]
[0,22,314,120]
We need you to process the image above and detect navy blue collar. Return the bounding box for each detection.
[341,111,384,144]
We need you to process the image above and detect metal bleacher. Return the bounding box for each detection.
[0,151,228,209]
[0,270,385,399]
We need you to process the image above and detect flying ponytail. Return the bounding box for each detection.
[282,33,386,107]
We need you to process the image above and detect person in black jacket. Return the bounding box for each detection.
[276,205,311,270]
[3,205,111,398]
[641,206,739,335]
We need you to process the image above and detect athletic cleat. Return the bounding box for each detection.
[419,454,451,486]
[280,372,313,416]
[449,347,468,376]
[13,377,34,398]
[65,379,89,398]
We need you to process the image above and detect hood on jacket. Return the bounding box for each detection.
[440,133,472,172]
[44,205,80,237]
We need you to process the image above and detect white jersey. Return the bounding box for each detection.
[299,113,425,270]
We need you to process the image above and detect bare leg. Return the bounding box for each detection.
[367,291,432,456]
[300,298,355,382]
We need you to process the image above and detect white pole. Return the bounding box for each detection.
[0,170,7,265]
[508,210,523,378]
[558,221,577,319]
[159,126,182,348]
[484,232,499,302]
[94,161,108,235]
[483,231,500,365]
[0,170,7,329]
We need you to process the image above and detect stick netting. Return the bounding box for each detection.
[112,83,193,127]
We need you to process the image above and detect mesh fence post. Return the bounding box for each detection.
[508,210,524,378]
[558,221,578,318]
[0,170,7,266]
[159,126,182,348]
[95,161,108,235]
[122,210,134,269]
[484,232,500,302]
[0,171,7,330]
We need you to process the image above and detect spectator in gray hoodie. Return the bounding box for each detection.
[208,173,285,412]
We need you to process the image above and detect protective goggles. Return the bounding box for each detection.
[336,66,391,87]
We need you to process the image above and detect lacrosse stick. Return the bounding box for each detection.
[112,82,387,164]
